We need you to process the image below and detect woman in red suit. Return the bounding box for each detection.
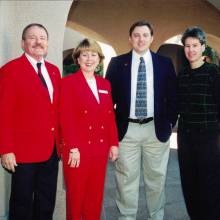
[60,38,119,220]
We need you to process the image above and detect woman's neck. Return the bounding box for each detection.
[82,71,95,80]
[190,59,204,69]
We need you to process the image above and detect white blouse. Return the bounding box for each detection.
[86,77,100,103]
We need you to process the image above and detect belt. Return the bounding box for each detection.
[128,117,153,124]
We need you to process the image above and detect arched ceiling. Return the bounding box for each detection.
[66,0,220,55]
[207,0,220,11]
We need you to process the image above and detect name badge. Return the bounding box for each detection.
[98,89,108,94]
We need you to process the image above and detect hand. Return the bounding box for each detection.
[109,146,118,162]
[68,148,80,168]
[1,153,17,172]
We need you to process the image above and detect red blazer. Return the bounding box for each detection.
[60,70,118,158]
[0,54,61,163]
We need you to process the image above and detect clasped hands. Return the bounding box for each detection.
[68,146,119,168]
[68,148,80,168]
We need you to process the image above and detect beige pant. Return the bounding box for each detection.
[115,120,170,220]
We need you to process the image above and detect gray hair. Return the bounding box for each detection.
[181,26,206,46]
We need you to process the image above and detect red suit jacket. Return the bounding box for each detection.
[0,54,61,163]
[60,70,118,158]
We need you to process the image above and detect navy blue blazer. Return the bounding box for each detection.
[106,51,177,142]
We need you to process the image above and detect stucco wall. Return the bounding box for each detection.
[0,0,72,69]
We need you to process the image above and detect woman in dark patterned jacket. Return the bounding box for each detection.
[177,26,220,220]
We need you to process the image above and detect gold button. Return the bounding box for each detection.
[51,127,55,131]
[88,140,91,144]
[100,139,103,143]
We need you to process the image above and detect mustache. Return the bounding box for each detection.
[33,44,44,49]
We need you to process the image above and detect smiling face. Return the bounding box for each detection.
[21,25,48,61]
[77,50,100,75]
[129,25,153,55]
[184,37,205,66]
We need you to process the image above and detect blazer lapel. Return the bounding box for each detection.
[22,55,50,101]
[151,52,159,110]
[78,71,100,105]
[123,52,132,111]
[45,62,58,104]
[96,76,109,106]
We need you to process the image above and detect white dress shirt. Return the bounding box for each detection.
[25,53,54,102]
[129,49,154,118]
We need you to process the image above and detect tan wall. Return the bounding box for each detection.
[0,0,72,69]
[67,0,220,56]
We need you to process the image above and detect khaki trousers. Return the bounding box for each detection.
[115,121,170,220]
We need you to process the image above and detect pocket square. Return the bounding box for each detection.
[98,89,108,94]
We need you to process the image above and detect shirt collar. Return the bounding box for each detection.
[25,53,45,66]
[132,49,151,63]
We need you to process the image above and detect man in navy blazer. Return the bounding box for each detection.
[106,20,177,220]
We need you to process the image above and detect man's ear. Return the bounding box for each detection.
[150,36,154,44]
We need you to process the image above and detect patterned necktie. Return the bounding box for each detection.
[135,57,147,119]
[36,62,48,90]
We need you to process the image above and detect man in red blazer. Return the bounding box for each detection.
[0,23,61,220]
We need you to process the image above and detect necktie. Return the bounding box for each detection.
[36,62,48,90]
[135,57,147,119]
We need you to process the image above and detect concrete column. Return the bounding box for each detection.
[0,1,73,219]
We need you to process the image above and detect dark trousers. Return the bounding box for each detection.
[9,148,59,220]
[177,130,220,220]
